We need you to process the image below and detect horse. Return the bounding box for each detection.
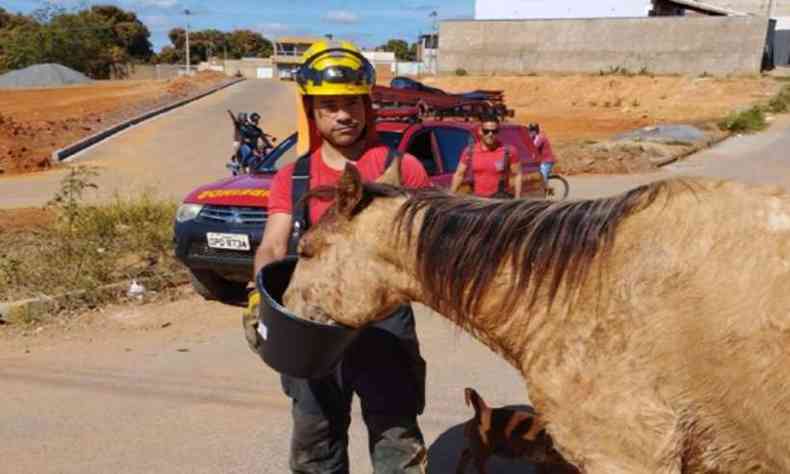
[283,162,790,473]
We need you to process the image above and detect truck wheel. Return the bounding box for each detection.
[189,269,249,304]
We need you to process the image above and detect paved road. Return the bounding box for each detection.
[1,84,789,473]
[0,79,297,209]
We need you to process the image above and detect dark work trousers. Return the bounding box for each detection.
[280,305,428,474]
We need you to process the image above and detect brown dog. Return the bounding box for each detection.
[456,388,578,474]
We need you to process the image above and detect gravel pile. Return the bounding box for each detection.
[614,124,706,144]
[0,63,93,89]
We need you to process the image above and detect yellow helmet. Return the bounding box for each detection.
[294,40,376,96]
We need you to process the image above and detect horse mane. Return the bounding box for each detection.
[394,182,673,321]
[302,178,678,322]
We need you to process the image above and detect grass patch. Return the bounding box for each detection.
[768,84,790,114]
[0,167,182,310]
[718,106,767,133]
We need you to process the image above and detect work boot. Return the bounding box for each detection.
[366,414,428,474]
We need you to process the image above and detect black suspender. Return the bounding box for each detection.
[286,148,400,256]
[287,153,311,257]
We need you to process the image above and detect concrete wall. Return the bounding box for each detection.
[119,64,186,80]
[439,16,770,75]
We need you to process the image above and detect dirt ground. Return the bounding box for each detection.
[0,207,54,233]
[0,71,229,175]
[422,74,781,173]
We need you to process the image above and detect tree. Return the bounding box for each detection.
[377,39,416,61]
[90,5,153,61]
[0,4,153,77]
[227,29,272,58]
[159,27,273,64]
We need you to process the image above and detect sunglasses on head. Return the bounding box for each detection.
[481,128,499,135]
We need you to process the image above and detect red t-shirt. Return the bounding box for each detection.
[461,143,517,197]
[534,133,556,164]
[268,145,431,224]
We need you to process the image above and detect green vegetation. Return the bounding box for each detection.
[0,167,182,311]
[718,106,767,133]
[718,84,790,133]
[156,28,273,65]
[768,84,790,114]
[0,4,275,77]
[375,39,418,61]
[0,4,153,78]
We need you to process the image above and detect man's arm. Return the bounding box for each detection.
[253,213,293,275]
[450,161,467,193]
[511,160,522,198]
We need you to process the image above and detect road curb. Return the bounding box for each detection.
[0,271,190,324]
[654,132,733,168]
[50,78,245,164]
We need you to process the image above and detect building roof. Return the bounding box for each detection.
[659,0,747,15]
[275,36,325,44]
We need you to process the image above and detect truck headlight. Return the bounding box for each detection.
[176,203,204,223]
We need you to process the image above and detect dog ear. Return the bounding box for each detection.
[464,387,488,415]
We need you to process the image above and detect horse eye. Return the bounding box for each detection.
[298,243,313,259]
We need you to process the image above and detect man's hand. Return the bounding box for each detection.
[242,290,262,353]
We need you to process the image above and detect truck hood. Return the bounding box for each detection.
[183,173,275,207]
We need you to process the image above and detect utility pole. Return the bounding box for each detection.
[429,10,438,75]
[184,9,191,75]
[768,0,775,17]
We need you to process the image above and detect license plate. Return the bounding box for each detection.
[206,232,250,251]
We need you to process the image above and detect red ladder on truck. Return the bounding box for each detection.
[371,85,514,122]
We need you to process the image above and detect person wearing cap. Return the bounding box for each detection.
[527,122,556,194]
[450,114,522,199]
[247,40,431,473]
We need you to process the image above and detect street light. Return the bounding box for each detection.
[184,9,191,75]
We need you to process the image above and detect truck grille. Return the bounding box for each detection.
[188,242,255,261]
[198,205,267,225]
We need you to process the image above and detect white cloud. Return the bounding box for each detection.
[139,14,175,32]
[256,22,291,38]
[135,0,180,7]
[323,10,360,24]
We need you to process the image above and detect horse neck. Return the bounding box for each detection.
[382,200,566,371]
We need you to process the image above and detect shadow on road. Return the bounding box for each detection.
[427,421,540,474]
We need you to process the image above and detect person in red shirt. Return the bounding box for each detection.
[249,40,430,474]
[528,122,557,194]
[449,115,522,198]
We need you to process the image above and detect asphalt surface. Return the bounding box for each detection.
[1,81,790,473]
[0,79,297,209]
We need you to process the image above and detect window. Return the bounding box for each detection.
[378,131,403,150]
[432,127,472,173]
[405,130,439,176]
[255,133,299,172]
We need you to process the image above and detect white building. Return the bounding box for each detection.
[474,0,652,20]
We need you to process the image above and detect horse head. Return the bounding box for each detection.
[283,161,420,328]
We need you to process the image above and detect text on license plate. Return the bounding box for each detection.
[206,232,250,251]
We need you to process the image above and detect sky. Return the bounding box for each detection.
[2,0,475,51]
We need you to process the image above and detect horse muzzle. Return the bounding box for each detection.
[255,256,363,378]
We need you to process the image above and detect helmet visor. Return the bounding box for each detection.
[297,64,374,88]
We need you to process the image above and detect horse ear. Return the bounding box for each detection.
[375,155,402,186]
[336,163,363,219]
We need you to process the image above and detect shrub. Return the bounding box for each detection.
[718,106,767,133]
[0,166,181,309]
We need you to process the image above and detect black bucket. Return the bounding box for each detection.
[255,257,362,379]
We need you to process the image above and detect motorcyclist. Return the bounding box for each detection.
[239,113,275,169]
